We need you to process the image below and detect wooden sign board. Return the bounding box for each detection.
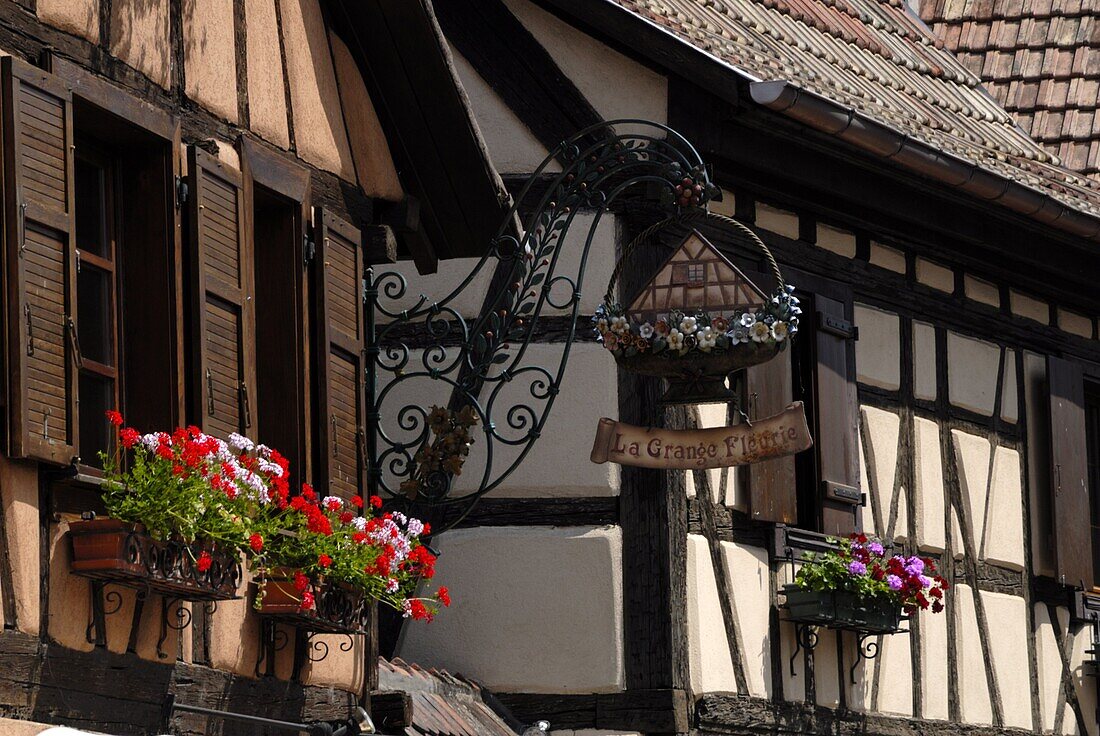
[590,402,812,470]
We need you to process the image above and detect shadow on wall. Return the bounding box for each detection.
[109,0,173,87]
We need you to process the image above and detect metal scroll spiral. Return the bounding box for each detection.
[368,120,719,525]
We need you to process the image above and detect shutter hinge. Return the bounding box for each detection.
[818,313,858,340]
[304,226,316,267]
[823,480,861,505]
[175,175,189,209]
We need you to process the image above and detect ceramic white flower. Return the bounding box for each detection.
[771,321,789,342]
[667,329,685,351]
[679,315,698,334]
[639,322,654,339]
[595,318,609,333]
[728,326,748,345]
[749,321,771,343]
[610,315,629,335]
[739,312,757,328]
[697,326,717,352]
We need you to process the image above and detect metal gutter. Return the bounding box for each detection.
[750,80,1100,242]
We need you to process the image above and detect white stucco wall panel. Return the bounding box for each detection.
[378,257,495,321]
[245,0,291,149]
[721,542,772,698]
[983,591,1032,730]
[2,457,39,634]
[1034,603,1065,732]
[852,630,913,716]
[450,50,555,174]
[779,620,805,702]
[952,429,991,558]
[920,604,950,720]
[685,400,746,510]
[981,446,1024,571]
[916,258,953,292]
[913,416,946,553]
[396,526,625,693]
[1001,349,1018,423]
[913,321,937,402]
[954,584,993,724]
[475,343,621,497]
[854,305,900,391]
[860,406,905,542]
[816,224,856,258]
[964,275,999,308]
[686,535,738,694]
[813,628,841,708]
[947,332,1000,416]
[38,0,99,42]
[278,0,356,179]
[111,0,171,88]
[504,0,668,126]
[756,204,800,241]
[869,242,906,273]
[183,0,239,123]
[1070,616,1100,736]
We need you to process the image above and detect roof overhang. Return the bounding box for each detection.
[534,0,1100,246]
[325,0,513,272]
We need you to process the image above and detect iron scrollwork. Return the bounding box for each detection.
[366,120,719,523]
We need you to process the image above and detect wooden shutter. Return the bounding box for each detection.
[745,350,797,523]
[188,147,256,439]
[815,294,861,535]
[3,58,78,463]
[313,207,366,499]
[1048,356,1092,589]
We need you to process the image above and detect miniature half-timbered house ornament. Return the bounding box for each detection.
[592,223,812,470]
[626,230,768,321]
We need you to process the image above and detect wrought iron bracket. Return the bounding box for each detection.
[84,581,219,659]
[363,120,723,525]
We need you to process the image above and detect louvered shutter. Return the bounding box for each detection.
[816,294,861,535]
[188,147,256,439]
[1048,356,1092,589]
[313,207,366,500]
[745,349,797,523]
[3,58,78,463]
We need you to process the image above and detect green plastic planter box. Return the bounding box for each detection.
[783,588,901,633]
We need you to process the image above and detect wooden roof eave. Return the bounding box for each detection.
[325,0,514,272]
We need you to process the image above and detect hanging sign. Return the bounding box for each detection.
[590,402,812,470]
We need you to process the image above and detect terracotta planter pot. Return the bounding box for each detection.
[254,571,371,635]
[68,519,242,601]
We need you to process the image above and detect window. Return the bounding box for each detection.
[3,56,179,468]
[672,262,705,285]
[74,145,120,464]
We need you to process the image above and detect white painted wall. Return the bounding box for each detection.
[397,526,624,693]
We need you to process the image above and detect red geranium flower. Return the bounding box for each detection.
[249,533,264,553]
[318,554,332,568]
[369,495,383,509]
[196,551,212,572]
[294,571,309,592]
[350,495,364,509]
[437,586,451,607]
[300,591,315,610]
[105,410,124,427]
[119,427,140,448]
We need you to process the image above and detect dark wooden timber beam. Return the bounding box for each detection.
[441,497,618,528]
[495,689,689,733]
[434,0,608,160]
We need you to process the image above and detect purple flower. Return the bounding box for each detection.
[848,561,867,576]
[868,542,884,556]
[918,575,933,589]
[905,556,925,575]
[886,574,903,591]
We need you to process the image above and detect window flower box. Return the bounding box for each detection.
[68,518,241,601]
[782,588,901,634]
[253,570,371,635]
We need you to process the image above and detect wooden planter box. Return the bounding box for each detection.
[783,588,902,633]
[68,519,241,601]
[253,572,371,635]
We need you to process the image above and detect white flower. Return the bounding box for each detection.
[406,518,425,536]
[352,517,367,532]
[639,322,654,339]
[228,432,254,452]
[610,315,629,335]
[728,327,748,345]
[667,329,685,351]
[749,321,771,343]
[385,578,400,593]
[141,433,160,452]
[595,318,609,333]
[679,315,698,334]
[771,321,789,342]
[322,495,343,510]
[697,326,717,352]
[739,312,757,328]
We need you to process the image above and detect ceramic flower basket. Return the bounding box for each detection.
[596,212,800,404]
[782,587,902,634]
[253,570,371,635]
[68,518,241,601]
